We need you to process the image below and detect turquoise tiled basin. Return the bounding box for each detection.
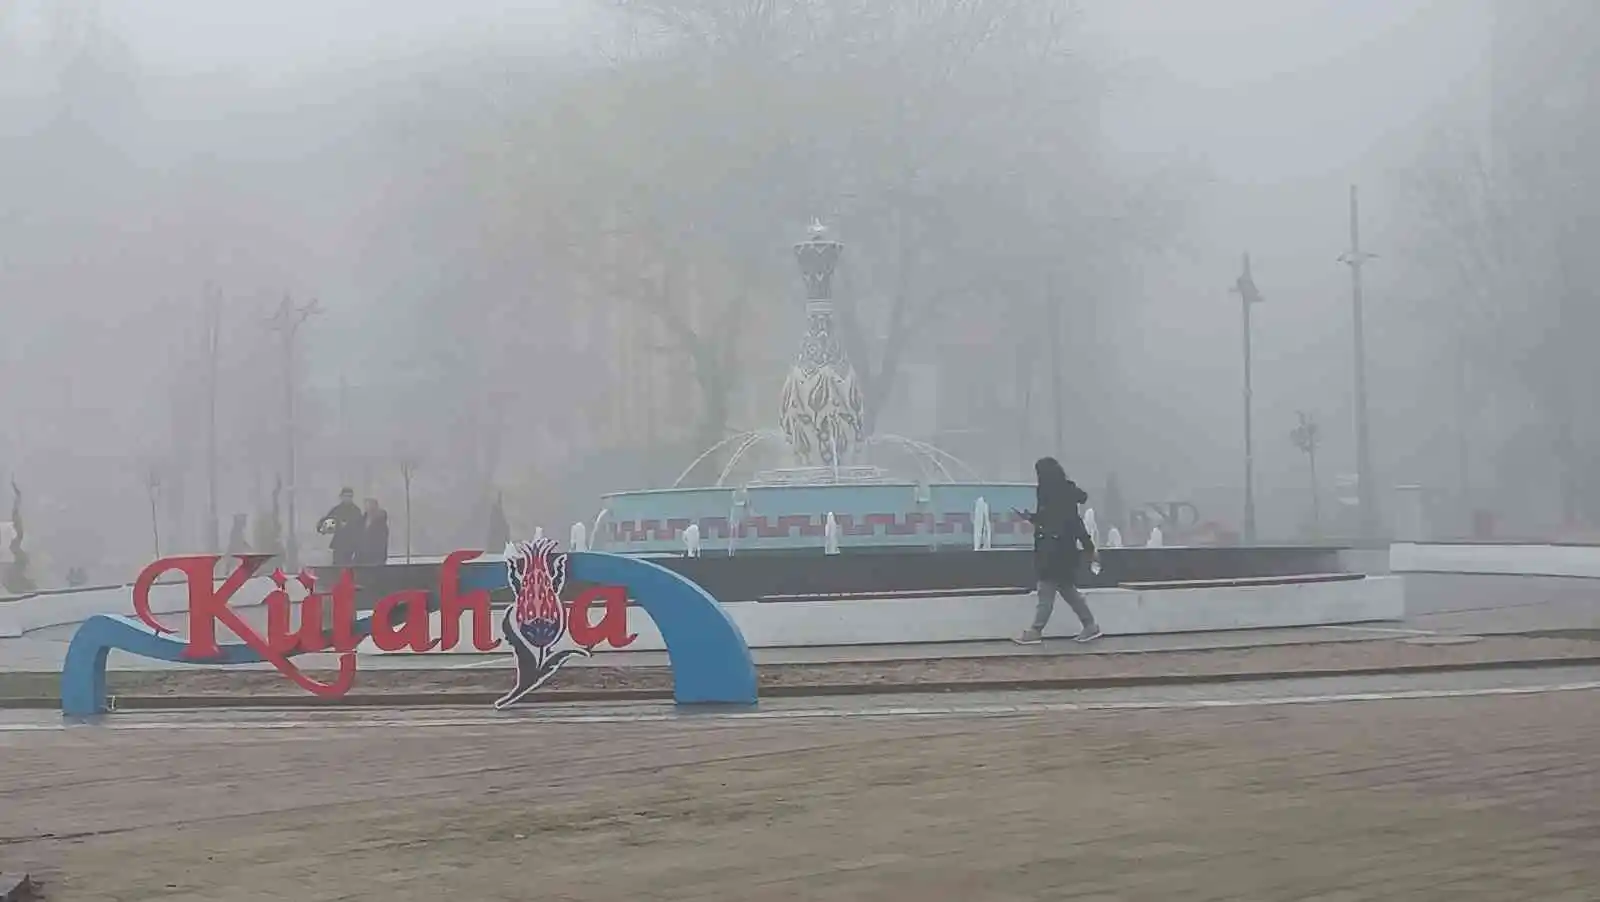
[597,482,1036,555]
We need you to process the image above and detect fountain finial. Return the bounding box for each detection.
[793,219,844,303]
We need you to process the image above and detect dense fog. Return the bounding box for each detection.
[1,0,1593,584]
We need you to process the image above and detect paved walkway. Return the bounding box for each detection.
[5,664,1599,729]
[1,634,1594,701]
[1404,573,1600,634]
[3,682,1597,900]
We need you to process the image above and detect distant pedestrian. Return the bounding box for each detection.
[357,498,389,566]
[316,487,364,566]
[1013,456,1101,645]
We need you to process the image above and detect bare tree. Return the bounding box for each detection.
[1290,411,1322,539]
[398,455,418,563]
[474,0,1177,453]
[3,480,37,594]
[1397,115,1511,525]
[267,295,321,570]
[1399,100,1600,528]
[143,465,162,558]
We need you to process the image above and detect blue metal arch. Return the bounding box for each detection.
[460,551,757,706]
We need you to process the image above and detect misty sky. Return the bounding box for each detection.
[1,0,1509,564]
[71,0,1488,177]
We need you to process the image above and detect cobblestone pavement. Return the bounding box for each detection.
[3,664,1598,730]
[3,687,1598,900]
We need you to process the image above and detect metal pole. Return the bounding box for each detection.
[1047,281,1064,456]
[1016,342,1032,477]
[204,285,220,554]
[1309,443,1320,537]
[1233,253,1262,545]
[400,460,415,563]
[1241,287,1256,544]
[1453,323,1471,532]
[283,315,299,569]
[1340,186,1379,541]
[149,482,161,557]
[338,372,349,489]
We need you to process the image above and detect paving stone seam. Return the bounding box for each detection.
[8,678,1600,733]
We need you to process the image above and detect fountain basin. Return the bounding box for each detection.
[598,482,1035,554]
[358,572,1404,654]
[325,547,1398,655]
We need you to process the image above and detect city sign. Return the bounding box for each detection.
[60,544,759,716]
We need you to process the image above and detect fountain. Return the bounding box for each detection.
[317,221,1397,657]
[597,221,1035,556]
[304,219,1397,658]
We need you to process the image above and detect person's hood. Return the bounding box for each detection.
[1064,480,1088,504]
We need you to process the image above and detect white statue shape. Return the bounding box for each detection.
[824,512,840,555]
[973,497,992,551]
[1146,525,1164,548]
[570,521,588,553]
[1105,526,1123,548]
[532,526,544,543]
[682,523,701,558]
[1082,507,1098,544]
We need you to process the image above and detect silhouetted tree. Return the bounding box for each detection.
[488,491,510,550]
[3,481,38,594]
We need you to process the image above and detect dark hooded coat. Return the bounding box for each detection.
[357,510,389,566]
[1032,463,1094,583]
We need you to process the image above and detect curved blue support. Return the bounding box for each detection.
[61,611,377,717]
[460,551,757,706]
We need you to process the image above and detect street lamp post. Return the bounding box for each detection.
[202,283,222,555]
[1338,185,1380,541]
[1232,252,1264,545]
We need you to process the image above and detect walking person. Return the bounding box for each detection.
[316,487,364,566]
[356,498,390,566]
[1013,456,1101,645]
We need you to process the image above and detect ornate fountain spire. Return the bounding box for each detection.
[779,220,866,470]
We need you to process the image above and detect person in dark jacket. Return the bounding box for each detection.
[317,487,364,566]
[357,499,390,566]
[1013,456,1101,645]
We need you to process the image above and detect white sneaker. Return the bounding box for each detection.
[1011,629,1043,646]
[1073,625,1103,643]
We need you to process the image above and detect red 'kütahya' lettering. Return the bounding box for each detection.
[130,550,636,699]
[568,585,638,650]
